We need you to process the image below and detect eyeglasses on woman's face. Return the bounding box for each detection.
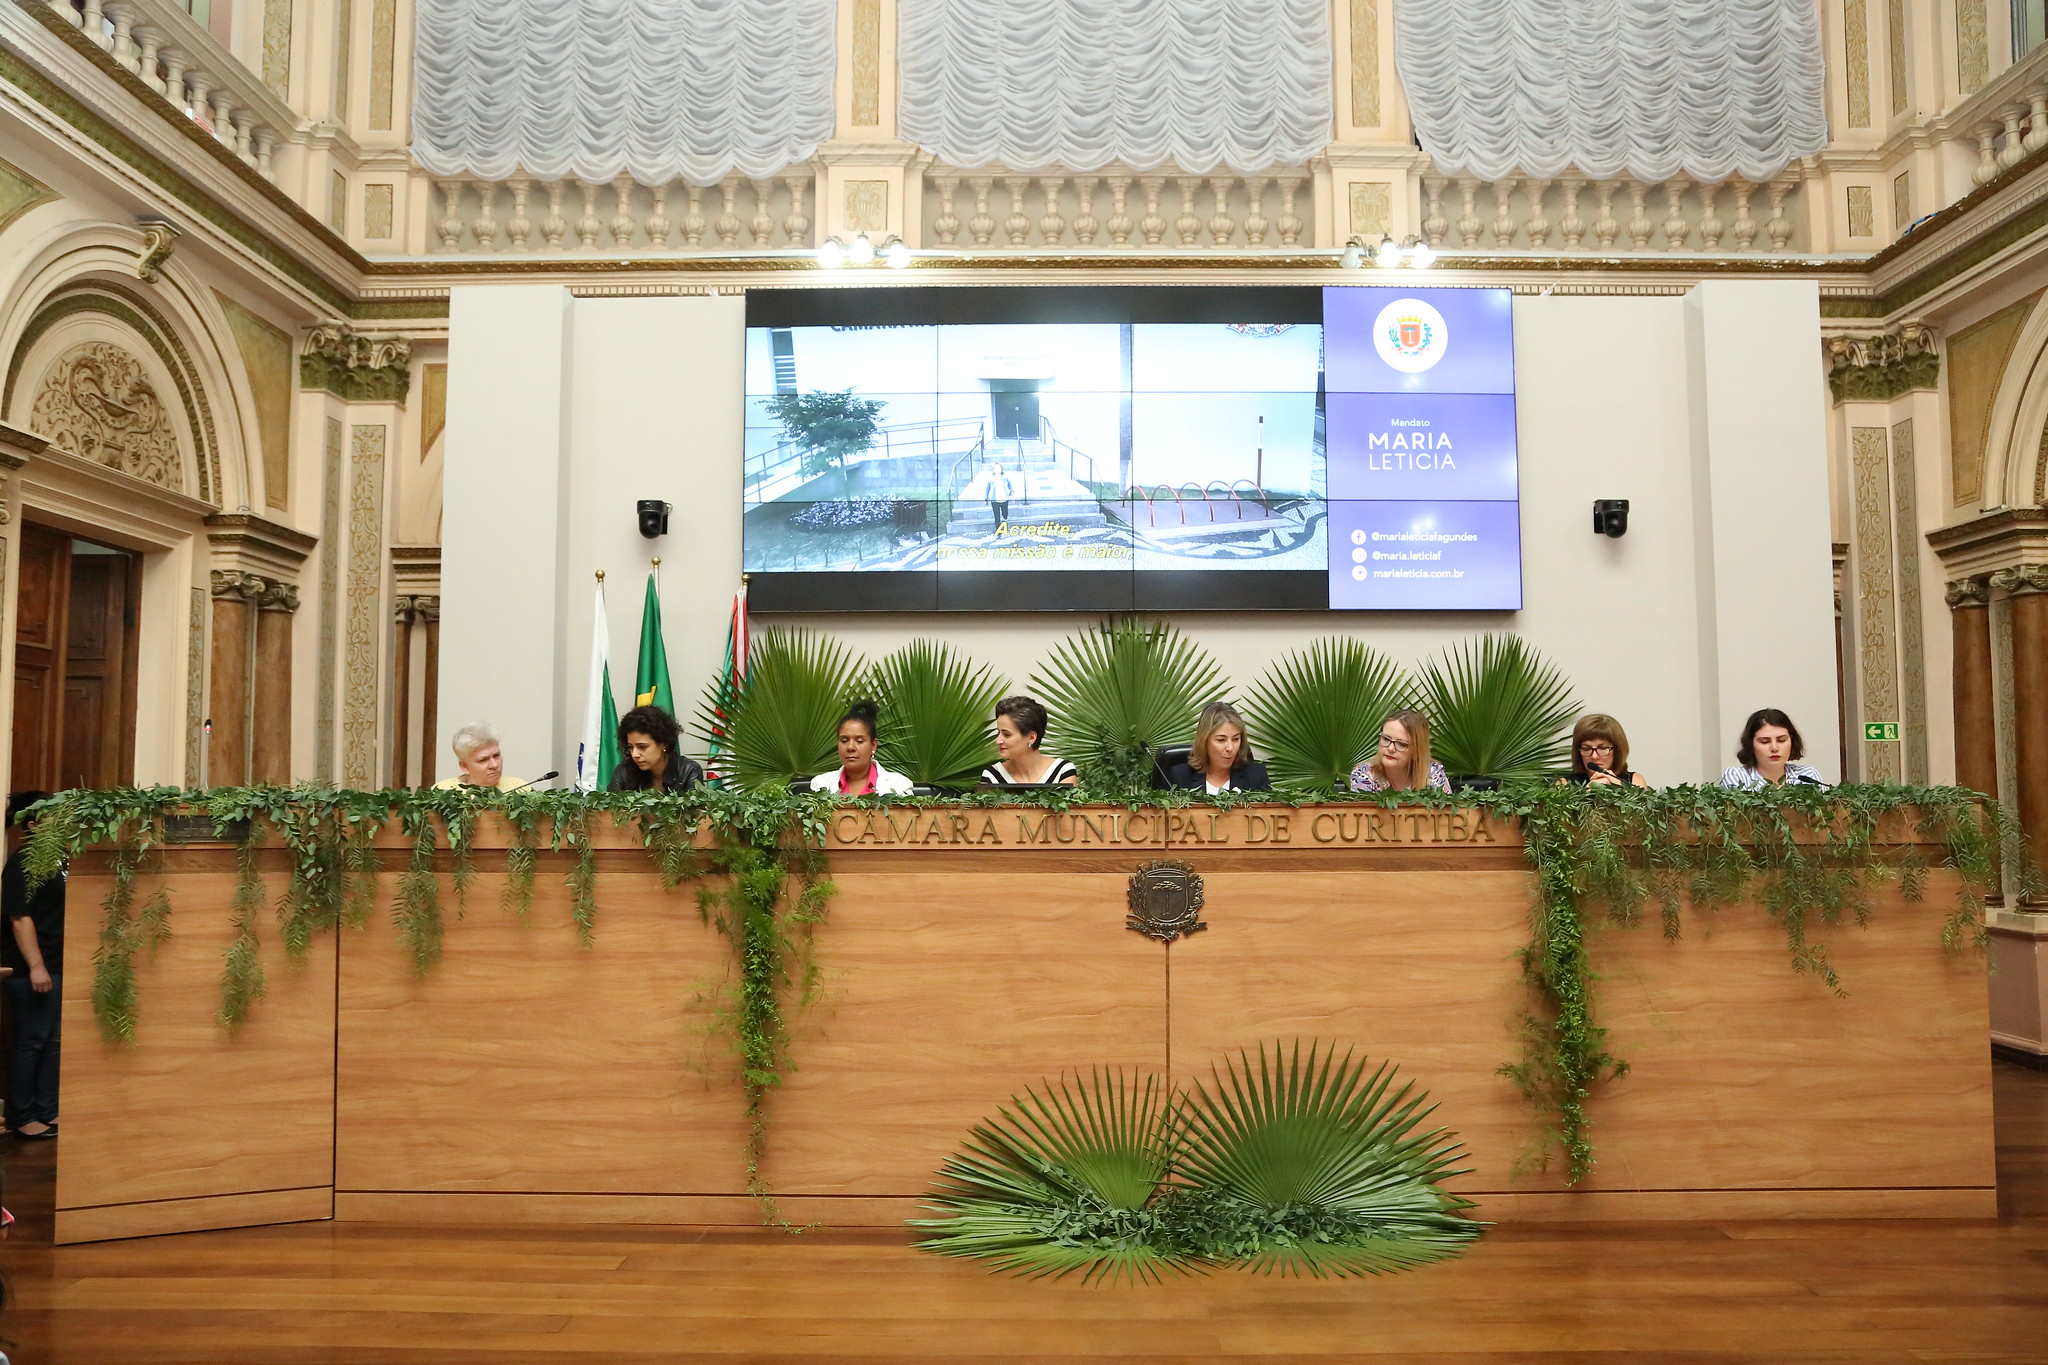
[1580,741,1615,756]
[1378,732,1411,752]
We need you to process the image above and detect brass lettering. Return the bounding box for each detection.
[1448,812,1469,843]
[1207,813,1223,842]
[1272,813,1292,843]
[1312,812,1338,843]
[1080,813,1108,843]
[1470,812,1495,843]
[1017,811,1053,844]
[1124,812,1152,842]
[920,814,950,844]
[888,811,920,843]
[976,815,1001,845]
[835,813,863,843]
[1245,812,1270,843]
[948,813,972,842]
[1338,812,1361,843]
[1054,815,1078,844]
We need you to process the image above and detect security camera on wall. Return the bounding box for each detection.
[637,500,671,539]
[1593,499,1630,538]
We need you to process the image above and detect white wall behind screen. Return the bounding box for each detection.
[441,283,1838,787]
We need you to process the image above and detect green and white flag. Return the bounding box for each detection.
[634,569,674,711]
[575,578,621,791]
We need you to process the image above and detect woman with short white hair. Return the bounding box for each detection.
[434,722,505,788]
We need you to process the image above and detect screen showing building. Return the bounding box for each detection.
[741,286,1519,612]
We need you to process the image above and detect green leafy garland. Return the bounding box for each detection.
[19,781,2028,1198]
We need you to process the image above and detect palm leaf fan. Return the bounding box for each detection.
[859,640,1007,786]
[1416,633,1580,781]
[1244,638,1415,791]
[1029,619,1226,785]
[694,626,863,790]
[911,1068,1192,1284]
[1171,1041,1483,1278]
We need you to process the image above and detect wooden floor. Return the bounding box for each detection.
[0,1062,2042,1364]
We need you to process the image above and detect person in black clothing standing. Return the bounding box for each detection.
[2,791,61,1140]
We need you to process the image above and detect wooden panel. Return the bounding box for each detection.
[208,593,252,786]
[58,1186,332,1245]
[335,1192,920,1227]
[334,863,754,1195]
[1170,867,1995,1200]
[1472,1186,1998,1221]
[9,523,69,793]
[765,871,1167,1195]
[60,547,139,789]
[59,864,338,1220]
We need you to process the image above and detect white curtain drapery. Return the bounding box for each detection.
[896,0,1333,174]
[1390,0,1828,183]
[410,0,837,185]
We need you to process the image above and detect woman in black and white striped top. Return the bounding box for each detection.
[980,695,1080,786]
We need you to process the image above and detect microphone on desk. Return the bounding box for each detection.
[504,771,561,793]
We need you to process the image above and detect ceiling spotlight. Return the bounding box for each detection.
[1375,237,1404,269]
[1338,237,1366,270]
[883,238,913,269]
[816,236,845,268]
[847,231,876,265]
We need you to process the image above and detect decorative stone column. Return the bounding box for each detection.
[251,579,299,784]
[1947,576,1997,796]
[207,570,264,786]
[391,595,419,788]
[1991,564,2048,881]
[416,595,441,787]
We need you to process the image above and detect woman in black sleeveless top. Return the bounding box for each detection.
[1565,714,1650,787]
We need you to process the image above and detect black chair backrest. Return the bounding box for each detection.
[1151,744,1193,788]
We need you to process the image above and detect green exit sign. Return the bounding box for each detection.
[1864,722,1901,742]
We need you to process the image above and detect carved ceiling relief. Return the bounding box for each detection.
[27,341,185,492]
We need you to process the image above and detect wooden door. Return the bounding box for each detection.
[60,548,139,789]
[10,525,71,794]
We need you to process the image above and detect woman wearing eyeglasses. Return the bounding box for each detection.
[1564,714,1650,788]
[1347,709,1451,793]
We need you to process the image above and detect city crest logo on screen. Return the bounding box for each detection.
[1372,298,1449,373]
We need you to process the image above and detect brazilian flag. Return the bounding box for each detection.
[634,570,674,711]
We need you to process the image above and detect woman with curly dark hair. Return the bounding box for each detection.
[607,705,703,793]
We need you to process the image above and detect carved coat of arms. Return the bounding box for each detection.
[1126,859,1206,943]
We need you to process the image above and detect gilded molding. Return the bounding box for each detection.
[851,0,881,126]
[1946,576,1992,608]
[845,181,887,232]
[1824,323,1938,402]
[216,294,296,510]
[301,322,413,403]
[343,424,387,787]
[1947,295,2041,505]
[1846,184,1875,238]
[1349,0,1379,127]
[0,155,58,237]
[186,585,205,782]
[29,340,184,493]
[204,510,318,567]
[1958,0,1989,95]
[1845,0,1872,129]
[1348,182,1391,237]
[1852,426,1901,781]
[263,0,293,98]
[370,0,398,130]
[2,284,222,503]
[135,217,181,283]
[1886,0,1907,115]
[1990,564,2048,595]
[210,568,268,602]
[1890,417,1928,783]
[316,416,344,784]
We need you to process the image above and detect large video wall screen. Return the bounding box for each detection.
[742,286,1520,612]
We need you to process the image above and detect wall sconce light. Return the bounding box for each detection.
[816,232,913,269]
[1593,499,1630,538]
[1336,234,1437,270]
